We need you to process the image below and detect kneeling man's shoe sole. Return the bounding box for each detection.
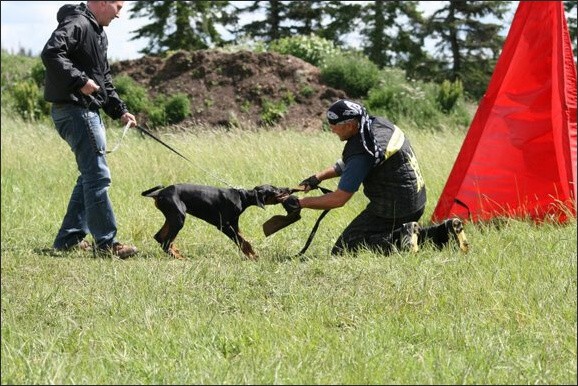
[402,221,420,253]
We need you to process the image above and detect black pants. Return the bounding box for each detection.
[331,207,450,255]
[331,207,424,255]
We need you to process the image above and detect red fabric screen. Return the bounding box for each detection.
[432,1,577,224]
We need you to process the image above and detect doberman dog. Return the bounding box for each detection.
[141,184,290,260]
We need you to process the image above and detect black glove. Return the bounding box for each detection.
[282,194,301,213]
[299,175,320,190]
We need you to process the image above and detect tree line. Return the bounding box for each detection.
[128,1,577,100]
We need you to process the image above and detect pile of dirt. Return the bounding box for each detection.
[111,49,348,131]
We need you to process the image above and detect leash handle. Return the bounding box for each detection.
[106,121,131,154]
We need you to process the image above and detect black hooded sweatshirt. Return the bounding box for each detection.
[41,2,127,119]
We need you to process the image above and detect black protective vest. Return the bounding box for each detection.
[342,117,427,219]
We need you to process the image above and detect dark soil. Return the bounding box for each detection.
[111,49,348,131]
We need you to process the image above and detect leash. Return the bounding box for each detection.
[295,186,332,257]
[106,121,131,154]
[136,123,238,188]
[136,123,193,163]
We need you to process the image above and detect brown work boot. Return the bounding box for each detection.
[54,239,93,252]
[99,242,138,259]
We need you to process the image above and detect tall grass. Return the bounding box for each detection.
[1,114,576,384]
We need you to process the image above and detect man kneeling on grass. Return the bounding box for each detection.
[279,99,469,255]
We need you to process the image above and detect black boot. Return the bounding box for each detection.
[420,218,469,252]
[397,221,421,253]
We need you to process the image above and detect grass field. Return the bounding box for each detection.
[1,114,576,384]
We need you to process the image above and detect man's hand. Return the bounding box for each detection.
[299,175,320,192]
[80,78,100,95]
[281,194,301,213]
[120,112,137,128]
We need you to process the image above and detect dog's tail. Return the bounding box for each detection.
[142,185,164,197]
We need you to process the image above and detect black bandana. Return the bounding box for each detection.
[327,99,385,165]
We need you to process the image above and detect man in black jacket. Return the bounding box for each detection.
[42,1,137,258]
[281,99,469,255]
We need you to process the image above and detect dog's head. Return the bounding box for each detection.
[253,184,292,207]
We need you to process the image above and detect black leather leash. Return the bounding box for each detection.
[136,124,194,164]
[136,124,237,188]
[295,186,332,257]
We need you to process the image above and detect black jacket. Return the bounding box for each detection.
[342,117,427,219]
[41,3,127,119]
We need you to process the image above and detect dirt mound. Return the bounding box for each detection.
[111,50,347,131]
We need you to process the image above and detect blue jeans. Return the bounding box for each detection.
[51,104,117,250]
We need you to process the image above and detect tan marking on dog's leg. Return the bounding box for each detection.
[168,243,185,259]
[237,234,257,260]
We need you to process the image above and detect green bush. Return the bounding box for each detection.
[1,50,40,89]
[364,68,472,131]
[114,75,191,127]
[11,79,50,121]
[164,93,191,124]
[436,79,463,113]
[113,75,150,114]
[148,107,167,128]
[364,68,443,129]
[300,84,315,98]
[145,93,191,127]
[1,51,45,115]
[260,98,288,126]
[268,34,340,67]
[320,52,380,98]
[30,62,45,87]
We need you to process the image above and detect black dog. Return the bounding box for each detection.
[142,184,289,259]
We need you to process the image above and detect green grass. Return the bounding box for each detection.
[1,114,576,384]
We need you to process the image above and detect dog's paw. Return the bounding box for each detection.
[240,242,258,260]
[168,243,185,259]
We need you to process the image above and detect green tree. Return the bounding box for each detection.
[233,1,289,43]
[284,1,360,47]
[232,1,360,48]
[425,1,509,99]
[283,1,324,36]
[129,1,233,55]
[360,0,426,73]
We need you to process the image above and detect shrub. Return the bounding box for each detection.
[145,93,191,127]
[144,95,167,127]
[1,51,47,117]
[320,52,380,98]
[436,79,463,113]
[164,93,191,124]
[364,68,472,131]
[260,98,288,126]
[11,79,49,121]
[300,84,315,98]
[364,68,442,128]
[1,50,40,89]
[113,75,150,114]
[30,62,45,87]
[268,34,340,67]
